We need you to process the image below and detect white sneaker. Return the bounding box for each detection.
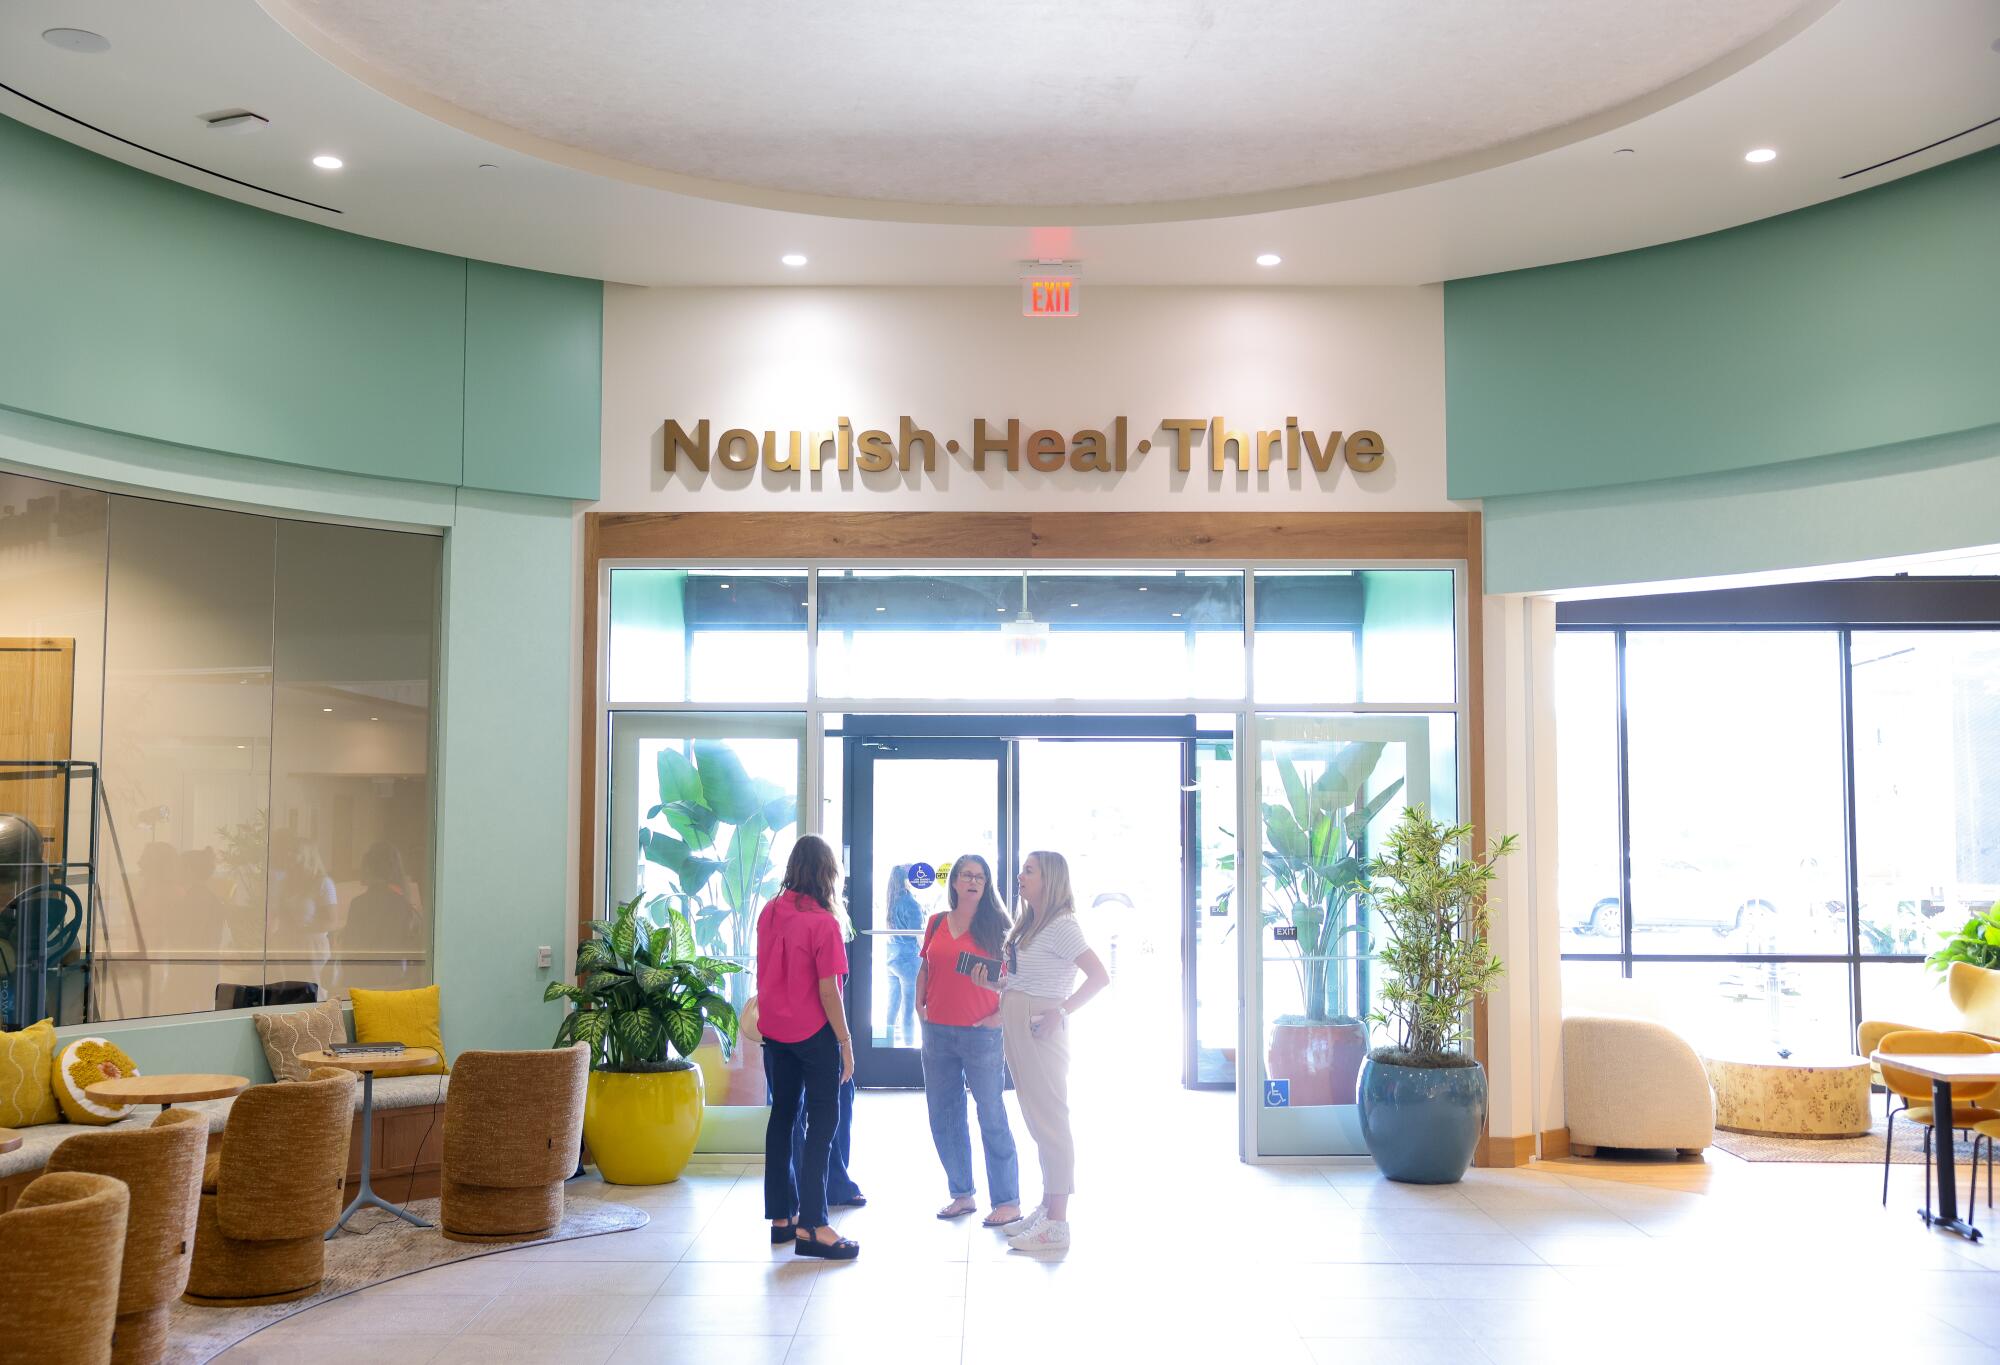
[1007,1218,1069,1252]
[1000,1205,1045,1236]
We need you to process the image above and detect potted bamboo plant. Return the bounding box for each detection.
[546,891,740,1184]
[1356,805,1514,1183]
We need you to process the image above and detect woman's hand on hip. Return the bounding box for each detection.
[975,1013,1002,1029]
[1029,1010,1063,1038]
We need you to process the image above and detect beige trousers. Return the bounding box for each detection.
[1000,991,1075,1197]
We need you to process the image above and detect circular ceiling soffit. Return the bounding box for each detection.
[262,0,1832,225]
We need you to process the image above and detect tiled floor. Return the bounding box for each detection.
[212,1090,2000,1364]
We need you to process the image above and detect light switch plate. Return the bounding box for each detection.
[537,945,553,968]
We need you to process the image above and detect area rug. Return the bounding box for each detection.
[167,1181,650,1364]
[1712,1108,1987,1165]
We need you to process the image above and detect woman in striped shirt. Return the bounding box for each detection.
[993,849,1109,1252]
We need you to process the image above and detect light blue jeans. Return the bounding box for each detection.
[921,1021,1020,1208]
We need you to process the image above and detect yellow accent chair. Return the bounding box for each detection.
[1949,961,2000,1039]
[0,1170,130,1365]
[183,1067,356,1306]
[1875,1029,1999,1215]
[439,1044,588,1243]
[46,1107,208,1365]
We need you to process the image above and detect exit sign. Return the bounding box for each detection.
[1022,275,1078,318]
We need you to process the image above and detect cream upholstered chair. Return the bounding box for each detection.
[184,1067,355,1306]
[0,1170,130,1365]
[1562,1014,1715,1157]
[47,1107,208,1365]
[440,1044,589,1243]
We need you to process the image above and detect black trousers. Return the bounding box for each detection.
[764,1024,840,1226]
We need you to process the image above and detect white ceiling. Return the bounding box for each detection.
[2,0,1996,285]
[275,0,1813,211]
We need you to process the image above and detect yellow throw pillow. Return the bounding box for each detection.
[54,1037,141,1126]
[349,984,447,1074]
[0,1017,62,1128]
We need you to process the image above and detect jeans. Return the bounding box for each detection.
[886,963,918,1045]
[764,1025,840,1226]
[788,1075,860,1206]
[921,1021,1020,1207]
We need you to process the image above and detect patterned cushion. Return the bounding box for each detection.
[52,1037,140,1126]
[350,984,448,1075]
[0,1017,61,1128]
[253,1001,346,1082]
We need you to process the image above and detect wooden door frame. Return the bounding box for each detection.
[575,510,1489,1136]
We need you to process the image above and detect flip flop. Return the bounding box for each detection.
[936,1200,977,1220]
[981,1210,1021,1228]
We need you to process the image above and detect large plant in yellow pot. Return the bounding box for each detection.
[546,892,740,1184]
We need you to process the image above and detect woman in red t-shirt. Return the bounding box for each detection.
[916,853,1022,1227]
[755,834,859,1259]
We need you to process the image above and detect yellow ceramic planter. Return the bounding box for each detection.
[584,1065,704,1185]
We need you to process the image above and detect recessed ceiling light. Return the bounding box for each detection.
[1255,253,1282,267]
[312,154,344,170]
[370,716,380,721]
[42,28,109,54]
[321,707,333,713]
[1744,148,1777,164]
[781,253,808,268]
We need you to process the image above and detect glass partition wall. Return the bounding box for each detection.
[0,470,441,1026]
[598,563,1467,1159]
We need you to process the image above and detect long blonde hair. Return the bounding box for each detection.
[1004,850,1075,955]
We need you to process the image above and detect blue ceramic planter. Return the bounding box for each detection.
[1357,1057,1487,1184]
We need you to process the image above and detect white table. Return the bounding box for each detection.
[1870,1050,2000,1243]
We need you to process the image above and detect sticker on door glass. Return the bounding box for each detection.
[1264,1079,1290,1108]
[906,862,936,890]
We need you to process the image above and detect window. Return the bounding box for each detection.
[607,569,807,703]
[1851,631,2000,955]
[1560,591,2000,1058]
[1253,570,1455,704]
[0,470,441,1026]
[815,570,1244,700]
[1554,632,1620,944]
[1624,632,1847,956]
[606,712,804,1108]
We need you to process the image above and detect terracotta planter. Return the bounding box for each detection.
[690,1030,769,1107]
[1267,1018,1369,1106]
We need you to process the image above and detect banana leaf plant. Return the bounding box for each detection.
[546,891,741,1072]
[1221,741,1403,1024]
[635,739,798,1006]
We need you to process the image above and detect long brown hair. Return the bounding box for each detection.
[780,834,844,923]
[947,853,1011,958]
[1003,850,1075,956]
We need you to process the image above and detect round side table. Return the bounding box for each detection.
[298,1048,441,1236]
[1702,1052,1872,1138]
[84,1073,249,1111]
[0,1128,21,1155]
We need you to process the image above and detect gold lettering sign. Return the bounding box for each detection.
[662,417,1386,481]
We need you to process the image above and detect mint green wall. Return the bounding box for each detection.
[1447,146,2000,503]
[1484,420,2000,594]
[432,488,573,1053]
[465,262,603,498]
[0,114,600,501]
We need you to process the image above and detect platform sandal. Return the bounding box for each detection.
[794,1226,861,1260]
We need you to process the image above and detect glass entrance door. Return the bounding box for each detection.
[846,738,1007,1087]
